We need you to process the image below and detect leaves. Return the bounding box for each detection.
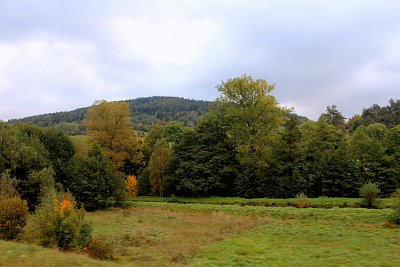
[171,116,238,196]
[148,139,171,197]
[85,100,141,171]
[126,175,138,197]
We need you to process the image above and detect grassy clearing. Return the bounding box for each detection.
[131,196,397,209]
[1,201,399,266]
[86,206,267,266]
[188,220,400,266]
[188,207,400,266]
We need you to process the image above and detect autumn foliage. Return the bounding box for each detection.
[126,175,138,197]
[85,100,143,171]
[0,196,29,240]
[59,198,73,218]
[23,190,92,250]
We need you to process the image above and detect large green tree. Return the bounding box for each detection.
[39,127,75,186]
[267,115,304,197]
[348,123,397,195]
[66,145,122,210]
[296,120,345,197]
[171,115,238,196]
[0,124,68,209]
[212,75,284,197]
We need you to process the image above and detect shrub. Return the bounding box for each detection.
[295,192,307,208]
[0,196,29,240]
[85,237,114,260]
[126,175,138,197]
[359,181,380,208]
[22,189,92,250]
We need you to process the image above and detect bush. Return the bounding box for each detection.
[22,189,92,250]
[0,196,29,240]
[359,181,380,208]
[85,238,114,260]
[295,192,308,208]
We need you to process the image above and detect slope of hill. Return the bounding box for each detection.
[8,96,212,135]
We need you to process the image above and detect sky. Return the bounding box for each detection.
[1,0,400,121]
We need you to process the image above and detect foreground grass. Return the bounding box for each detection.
[0,240,122,267]
[86,206,266,266]
[84,203,400,266]
[188,208,400,266]
[1,201,399,266]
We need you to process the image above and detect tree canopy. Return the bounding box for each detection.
[2,75,400,206]
[85,100,142,171]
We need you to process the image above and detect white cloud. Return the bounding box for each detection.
[1,0,400,121]
[0,34,121,120]
[107,16,221,67]
[352,32,400,91]
[0,43,17,88]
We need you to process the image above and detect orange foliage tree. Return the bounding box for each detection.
[126,175,138,197]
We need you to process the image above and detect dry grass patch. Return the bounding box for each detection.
[87,207,269,266]
[0,240,123,267]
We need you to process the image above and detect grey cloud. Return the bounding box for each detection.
[1,1,400,120]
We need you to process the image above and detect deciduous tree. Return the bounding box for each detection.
[213,75,284,197]
[85,100,142,170]
[125,175,138,197]
[147,139,171,197]
[171,115,238,196]
[66,145,119,210]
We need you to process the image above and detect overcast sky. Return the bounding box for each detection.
[1,0,400,121]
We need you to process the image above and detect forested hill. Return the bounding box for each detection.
[8,96,212,134]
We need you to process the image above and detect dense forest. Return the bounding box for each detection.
[1,75,400,213]
[8,96,211,136]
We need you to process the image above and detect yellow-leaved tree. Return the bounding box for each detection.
[85,100,143,171]
[126,175,138,197]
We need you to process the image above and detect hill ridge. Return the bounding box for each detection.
[8,96,213,135]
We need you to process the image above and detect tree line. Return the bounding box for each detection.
[140,75,400,198]
[1,75,400,213]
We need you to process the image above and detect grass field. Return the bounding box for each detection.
[131,196,398,208]
[1,199,400,266]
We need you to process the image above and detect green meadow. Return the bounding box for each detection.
[1,198,400,266]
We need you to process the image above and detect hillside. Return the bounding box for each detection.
[8,96,212,135]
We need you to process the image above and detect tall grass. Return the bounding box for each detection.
[86,206,267,265]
